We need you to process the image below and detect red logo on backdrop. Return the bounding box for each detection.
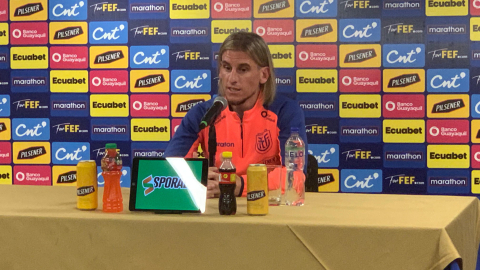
[295,45,337,68]
[172,118,182,137]
[0,0,7,21]
[471,0,480,15]
[339,69,381,93]
[382,94,425,118]
[0,142,11,164]
[212,0,252,18]
[50,46,88,69]
[472,145,480,168]
[427,120,469,143]
[253,20,294,43]
[10,22,48,45]
[130,94,170,117]
[14,166,51,186]
[90,70,128,93]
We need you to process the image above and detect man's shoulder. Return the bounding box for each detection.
[267,94,302,114]
[185,98,214,117]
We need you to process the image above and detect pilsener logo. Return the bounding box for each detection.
[171,94,210,117]
[255,0,294,18]
[296,19,337,43]
[296,0,337,18]
[49,22,87,44]
[427,69,469,92]
[339,19,381,43]
[171,70,211,93]
[383,69,425,92]
[130,70,169,93]
[130,46,169,69]
[50,0,87,20]
[211,20,251,43]
[90,46,128,69]
[383,119,425,143]
[427,94,469,118]
[383,44,425,68]
[426,0,467,16]
[427,145,469,168]
[89,21,128,44]
[341,169,382,193]
[52,167,77,186]
[50,70,88,93]
[170,0,209,19]
[131,118,170,141]
[11,47,48,69]
[339,44,381,68]
[269,45,295,68]
[90,94,129,117]
[339,94,381,118]
[296,69,337,92]
[12,118,50,141]
[11,0,48,21]
[10,22,48,45]
[13,142,51,164]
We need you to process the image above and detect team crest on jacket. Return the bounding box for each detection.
[256,129,272,153]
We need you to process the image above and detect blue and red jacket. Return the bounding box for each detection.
[165,94,308,197]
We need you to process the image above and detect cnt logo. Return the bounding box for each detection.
[340,19,381,42]
[341,169,382,192]
[130,46,169,69]
[383,45,425,68]
[296,0,337,17]
[428,69,468,92]
[89,21,128,44]
[13,118,50,141]
[50,0,87,20]
[308,145,339,167]
[52,142,89,165]
[172,70,211,93]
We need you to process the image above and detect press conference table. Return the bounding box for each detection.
[0,186,478,270]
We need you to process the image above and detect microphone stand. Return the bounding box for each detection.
[207,115,218,167]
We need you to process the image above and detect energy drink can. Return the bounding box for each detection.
[76,160,98,210]
[247,164,268,216]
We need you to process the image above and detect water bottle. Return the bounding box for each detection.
[101,143,123,213]
[284,127,306,206]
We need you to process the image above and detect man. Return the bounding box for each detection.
[165,32,307,198]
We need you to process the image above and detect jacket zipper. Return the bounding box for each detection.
[240,121,244,158]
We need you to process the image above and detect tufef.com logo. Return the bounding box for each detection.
[10,0,48,21]
[340,144,382,168]
[89,21,128,45]
[51,118,89,141]
[14,165,51,185]
[427,119,469,143]
[52,142,89,165]
[296,69,337,92]
[305,118,339,144]
[338,0,380,17]
[269,45,295,68]
[131,118,170,141]
[383,69,425,92]
[296,0,337,18]
[91,118,129,141]
[12,118,49,141]
[212,0,251,18]
[382,18,424,43]
[130,46,169,69]
[339,94,381,118]
[171,94,210,117]
[382,94,425,118]
[90,70,128,93]
[89,46,128,69]
[170,0,209,19]
[13,142,51,164]
[341,169,382,193]
[383,44,425,68]
[211,20,251,43]
[426,0,468,16]
[383,119,425,143]
[339,19,381,43]
[339,69,381,93]
[11,47,48,70]
[427,69,469,92]
[90,94,129,117]
[10,22,48,45]
[254,19,294,43]
[130,70,169,93]
[49,22,88,45]
[171,70,211,93]
[130,94,169,117]
[254,0,294,18]
[308,144,339,167]
[295,19,337,43]
[170,45,210,69]
[129,20,169,45]
[339,44,381,68]
[427,145,469,168]
[296,45,337,68]
[50,70,88,93]
[50,46,88,69]
[383,169,426,194]
[129,0,168,20]
[49,0,87,20]
[50,94,89,117]
[426,43,469,67]
[427,94,469,118]
[11,94,49,118]
[89,0,128,20]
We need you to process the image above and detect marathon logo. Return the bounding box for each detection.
[0,53,6,63]
[299,76,335,84]
[318,173,335,186]
[299,101,336,111]
[431,99,465,113]
[171,3,207,10]
[247,190,266,201]
[94,51,124,64]
[429,152,467,159]
[429,177,467,186]
[135,75,165,88]
[473,51,480,60]
[133,149,164,158]
[428,0,466,7]
[130,3,166,13]
[92,101,127,109]
[301,24,333,38]
[12,53,46,61]
[54,26,83,40]
[383,0,421,9]
[133,126,168,133]
[258,0,290,13]
[57,171,77,184]
[171,27,208,37]
[344,49,376,63]
[77,186,95,196]
[12,77,47,86]
[176,99,205,113]
[388,74,420,88]
[385,151,424,160]
[52,77,86,85]
[341,126,379,136]
[15,3,44,17]
[428,25,466,34]
[92,125,127,134]
[52,101,87,110]
[17,146,46,159]
[276,76,293,86]
[385,127,423,134]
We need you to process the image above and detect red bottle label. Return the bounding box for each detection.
[220,172,235,184]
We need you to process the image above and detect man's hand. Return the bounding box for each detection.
[207,167,220,198]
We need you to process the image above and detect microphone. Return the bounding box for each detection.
[199,96,227,130]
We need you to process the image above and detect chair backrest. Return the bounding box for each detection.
[305,154,318,192]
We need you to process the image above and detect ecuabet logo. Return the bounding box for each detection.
[170,0,209,19]
[339,44,381,68]
[131,118,170,141]
[50,46,88,69]
[130,46,169,69]
[130,94,169,117]
[49,0,87,20]
[89,0,128,20]
[90,70,128,93]
[339,94,381,118]
[211,20,251,43]
[308,144,339,167]
[296,45,337,68]
[13,142,51,164]
[427,119,468,143]
[89,46,128,69]
[341,169,382,192]
[383,119,425,143]
[89,21,128,44]
[427,69,469,92]
[10,0,48,21]
[339,69,381,93]
[382,94,424,118]
[296,69,337,92]
[269,45,295,68]
[50,70,88,93]
[14,165,50,185]
[11,47,48,70]
[426,0,468,16]
[296,0,337,17]
[171,70,211,93]
[339,19,381,42]
[212,0,251,18]
[427,94,469,118]
[254,19,294,43]
[12,118,49,141]
[10,22,48,45]
[427,145,469,168]
[52,142,89,165]
[383,44,425,68]
[90,94,129,117]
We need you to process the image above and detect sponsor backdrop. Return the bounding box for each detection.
[1,0,480,197]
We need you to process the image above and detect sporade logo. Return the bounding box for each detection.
[259,0,290,13]
[301,24,333,38]
[431,99,464,113]
[135,74,165,88]
[94,50,124,64]
[54,26,83,40]
[388,74,421,88]
[57,171,76,184]
[176,99,204,113]
[142,175,187,196]
[344,49,376,63]
[15,3,43,17]
[17,146,46,159]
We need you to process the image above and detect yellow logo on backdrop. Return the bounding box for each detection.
[130,70,170,93]
[50,70,88,93]
[296,69,337,93]
[426,94,469,118]
[426,0,468,16]
[211,20,252,43]
[0,24,8,45]
[427,144,469,168]
[383,69,425,93]
[339,94,381,118]
[131,118,170,141]
[52,166,77,186]
[254,0,294,18]
[13,142,51,164]
[49,22,88,45]
[317,169,339,192]
[471,171,480,194]
[170,0,209,19]
[472,120,480,143]
[90,46,128,69]
[0,118,11,141]
[10,0,48,21]
[471,18,480,41]
[171,94,211,117]
[268,45,294,68]
[0,166,12,185]
[296,20,337,43]
[11,47,48,69]
[339,44,381,68]
[90,94,129,117]
[383,119,425,143]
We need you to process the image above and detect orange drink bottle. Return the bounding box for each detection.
[101,143,123,213]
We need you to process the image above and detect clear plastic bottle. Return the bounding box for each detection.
[101,143,123,213]
[284,127,306,206]
[218,151,237,215]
